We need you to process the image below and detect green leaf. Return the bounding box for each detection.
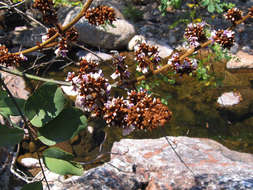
[207,2,215,13]
[43,147,74,160]
[24,83,67,127]
[0,91,25,116]
[21,181,43,190]
[37,107,87,146]
[0,124,24,146]
[43,147,83,176]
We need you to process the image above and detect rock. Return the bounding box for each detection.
[43,136,253,190]
[76,50,113,62]
[62,7,136,50]
[146,38,173,58]
[217,89,253,122]
[10,26,46,47]
[127,35,145,51]
[217,91,242,107]
[227,51,253,69]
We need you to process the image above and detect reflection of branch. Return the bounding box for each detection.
[12,0,94,56]
[0,66,71,86]
[130,12,252,84]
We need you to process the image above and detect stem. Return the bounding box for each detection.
[12,0,94,56]
[0,77,51,190]
[133,12,252,84]
[0,66,71,86]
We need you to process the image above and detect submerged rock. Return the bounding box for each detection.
[43,136,253,190]
[217,91,242,107]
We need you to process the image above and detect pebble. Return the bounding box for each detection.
[217,91,242,107]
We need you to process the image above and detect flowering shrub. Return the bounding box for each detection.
[0,0,252,188]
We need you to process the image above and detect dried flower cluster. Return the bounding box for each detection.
[42,27,57,42]
[249,6,253,17]
[224,8,243,24]
[167,52,198,75]
[111,54,130,82]
[54,27,78,57]
[67,58,111,117]
[134,43,161,74]
[211,29,235,49]
[33,0,57,25]
[103,90,172,131]
[184,22,207,47]
[0,45,26,67]
[85,6,116,26]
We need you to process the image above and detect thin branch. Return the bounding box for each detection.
[0,76,51,190]
[129,12,252,84]
[0,0,26,9]
[0,66,71,86]
[12,0,94,56]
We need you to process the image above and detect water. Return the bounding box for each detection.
[27,51,253,169]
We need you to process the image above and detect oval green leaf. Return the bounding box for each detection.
[37,107,87,146]
[24,83,67,127]
[21,181,43,190]
[0,91,25,116]
[42,147,83,176]
[43,157,83,176]
[0,124,24,146]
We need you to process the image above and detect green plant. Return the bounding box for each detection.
[0,0,252,189]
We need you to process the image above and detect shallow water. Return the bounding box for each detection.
[28,51,253,169]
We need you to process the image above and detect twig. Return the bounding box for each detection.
[0,0,26,9]
[129,12,252,84]
[0,66,71,86]
[71,42,105,62]
[12,0,94,56]
[5,0,48,30]
[165,136,195,176]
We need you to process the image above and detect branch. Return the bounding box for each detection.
[12,0,94,56]
[0,66,71,86]
[131,12,252,84]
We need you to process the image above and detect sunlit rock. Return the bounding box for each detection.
[217,91,242,106]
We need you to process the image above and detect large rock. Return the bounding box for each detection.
[62,7,136,50]
[227,51,253,69]
[43,136,253,190]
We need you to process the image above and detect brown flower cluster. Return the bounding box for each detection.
[224,8,243,24]
[66,58,111,117]
[211,29,235,49]
[184,22,207,47]
[33,0,57,25]
[85,6,116,26]
[103,90,172,131]
[126,90,172,130]
[0,45,26,67]
[134,43,161,74]
[54,27,78,57]
[111,54,130,83]
[249,6,253,17]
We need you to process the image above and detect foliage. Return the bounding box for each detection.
[0,0,251,189]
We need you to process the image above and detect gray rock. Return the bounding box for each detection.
[127,35,146,51]
[146,38,173,58]
[62,7,135,50]
[76,50,113,62]
[43,136,253,190]
[11,26,46,47]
